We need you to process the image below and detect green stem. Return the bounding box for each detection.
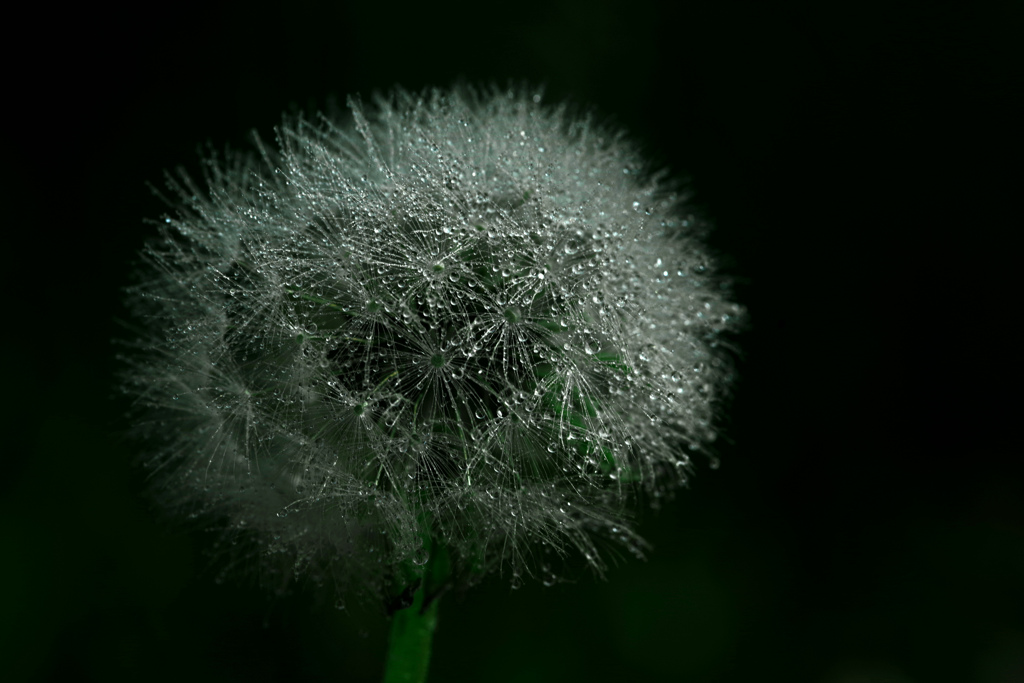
[382,583,440,683]
[382,538,450,683]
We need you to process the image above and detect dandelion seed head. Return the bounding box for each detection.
[123,85,742,603]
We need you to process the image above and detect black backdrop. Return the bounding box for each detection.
[6,1,1020,681]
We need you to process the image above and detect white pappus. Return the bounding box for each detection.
[121,85,743,604]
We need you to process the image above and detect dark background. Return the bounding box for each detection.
[5,1,1020,681]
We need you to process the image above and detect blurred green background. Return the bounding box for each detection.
[5,1,1020,681]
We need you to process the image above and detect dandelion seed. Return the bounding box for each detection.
[122,85,742,612]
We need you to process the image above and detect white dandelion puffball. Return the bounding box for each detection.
[124,86,742,600]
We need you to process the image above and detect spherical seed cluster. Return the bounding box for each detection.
[124,87,741,600]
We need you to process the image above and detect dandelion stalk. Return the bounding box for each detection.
[122,85,742,681]
[384,587,439,683]
[383,536,449,683]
